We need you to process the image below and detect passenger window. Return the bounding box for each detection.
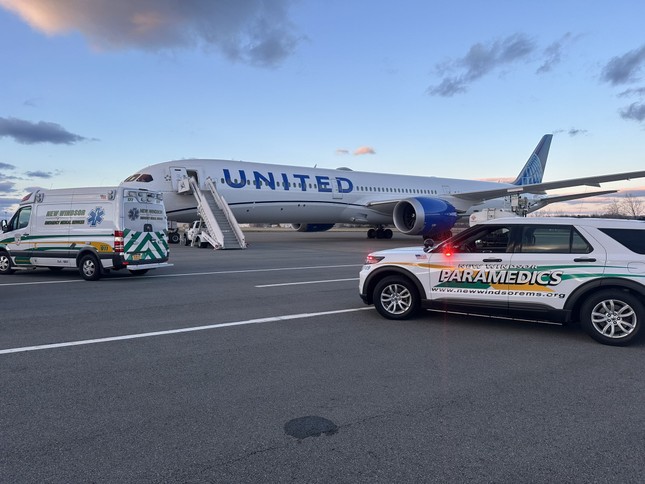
[518,225,591,254]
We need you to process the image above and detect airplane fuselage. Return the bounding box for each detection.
[124,159,514,226]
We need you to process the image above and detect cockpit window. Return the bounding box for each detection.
[123,173,153,183]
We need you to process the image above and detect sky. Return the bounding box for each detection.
[1,0,645,218]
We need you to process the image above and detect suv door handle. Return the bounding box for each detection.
[482,258,503,262]
[574,257,596,262]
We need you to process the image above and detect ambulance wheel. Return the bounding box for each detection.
[129,269,149,276]
[373,276,420,320]
[0,252,15,275]
[79,254,102,281]
[580,290,643,346]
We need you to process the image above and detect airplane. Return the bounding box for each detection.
[122,135,645,240]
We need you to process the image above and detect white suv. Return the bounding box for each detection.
[359,217,645,346]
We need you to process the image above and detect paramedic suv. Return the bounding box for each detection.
[359,217,645,346]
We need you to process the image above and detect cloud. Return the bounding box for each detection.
[619,102,645,122]
[618,87,645,98]
[335,149,350,156]
[601,44,645,86]
[25,170,60,179]
[428,34,536,96]
[0,181,15,193]
[567,128,588,137]
[0,117,89,144]
[354,146,375,156]
[0,162,16,170]
[536,33,578,74]
[553,128,590,137]
[0,0,302,67]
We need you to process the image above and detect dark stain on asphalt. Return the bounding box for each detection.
[284,416,339,440]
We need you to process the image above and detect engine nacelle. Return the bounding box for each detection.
[393,198,458,236]
[291,223,336,233]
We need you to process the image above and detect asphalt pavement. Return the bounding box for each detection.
[2,230,644,483]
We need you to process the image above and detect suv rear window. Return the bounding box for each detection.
[599,228,645,254]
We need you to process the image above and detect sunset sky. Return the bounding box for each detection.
[1,0,644,217]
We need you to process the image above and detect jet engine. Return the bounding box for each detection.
[291,223,336,232]
[393,198,458,237]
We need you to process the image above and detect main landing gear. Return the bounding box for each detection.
[367,226,393,239]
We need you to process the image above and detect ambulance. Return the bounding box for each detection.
[0,186,171,280]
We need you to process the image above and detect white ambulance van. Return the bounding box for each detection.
[0,186,171,280]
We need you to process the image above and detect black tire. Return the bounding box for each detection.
[169,232,180,244]
[580,290,643,346]
[384,229,393,239]
[78,254,102,281]
[373,276,420,320]
[129,269,149,276]
[0,251,15,275]
[367,228,376,239]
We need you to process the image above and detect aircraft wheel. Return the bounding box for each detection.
[367,228,376,239]
[384,229,393,239]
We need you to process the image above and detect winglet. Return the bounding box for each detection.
[512,134,553,185]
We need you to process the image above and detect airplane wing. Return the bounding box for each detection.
[452,170,645,203]
[526,190,617,213]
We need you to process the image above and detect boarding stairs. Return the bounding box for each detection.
[183,176,247,249]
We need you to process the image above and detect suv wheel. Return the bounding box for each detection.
[580,290,643,346]
[373,276,420,320]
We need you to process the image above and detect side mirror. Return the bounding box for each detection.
[1,220,7,232]
[423,238,434,252]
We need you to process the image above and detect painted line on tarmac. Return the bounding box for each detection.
[145,264,361,279]
[0,264,361,287]
[0,307,374,355]
[0,279,85,287]
[256,278,359,288]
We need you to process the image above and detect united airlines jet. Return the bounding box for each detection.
[122,135,644,239]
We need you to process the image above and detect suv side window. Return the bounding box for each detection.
[456,226,511,253]
[517,225,591,254]
[599,228,645,254]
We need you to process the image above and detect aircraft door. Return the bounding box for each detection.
[169,167,188,191]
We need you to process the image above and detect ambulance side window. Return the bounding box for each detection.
[8,206,32,231]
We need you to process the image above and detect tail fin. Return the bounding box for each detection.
[511,134,552,186]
